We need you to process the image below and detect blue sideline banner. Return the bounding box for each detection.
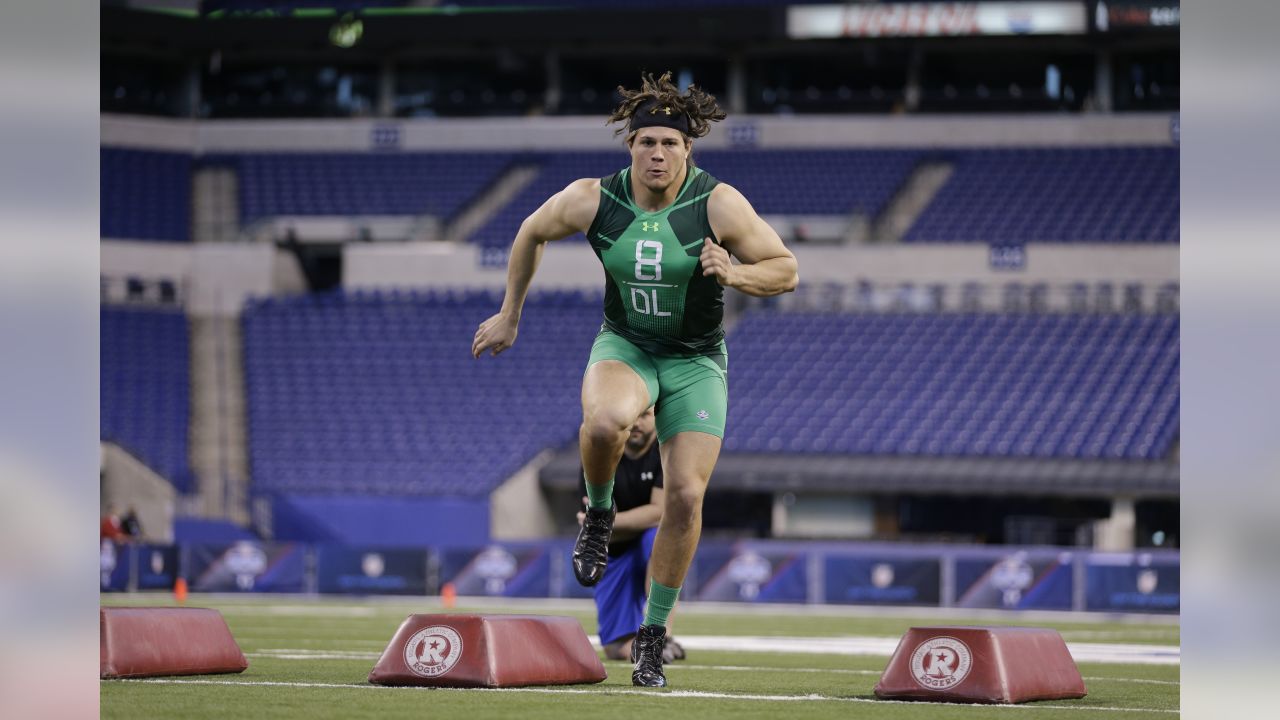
[824,556,941,606]
[1085,554,1180,613]
[316,546,428,595]
[954,552,1074,610]
[691,544,808,603]
[97,537,1178,613]
[439,544,552,598]
[135,544,180,591]
[99,540,131,591]
[187,541,308,593]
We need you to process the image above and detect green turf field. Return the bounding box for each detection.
[101,595,1179,719]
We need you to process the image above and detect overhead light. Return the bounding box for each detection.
[330,13,363,49]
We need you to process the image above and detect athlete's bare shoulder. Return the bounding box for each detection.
[707,182,751,212]
[706,182,758,239]
[547,177,602,234]
[707,182,791,263]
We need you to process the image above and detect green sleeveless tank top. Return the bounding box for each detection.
[585,165,724,356]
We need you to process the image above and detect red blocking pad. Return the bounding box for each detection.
[874,626,1087,704]
[100,607,248,679]
[368,614,607,688]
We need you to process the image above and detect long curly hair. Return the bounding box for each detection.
[606,71,727,140]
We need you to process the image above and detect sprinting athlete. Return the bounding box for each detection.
[473,71,798,687]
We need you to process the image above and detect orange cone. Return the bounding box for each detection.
[441,582,456,609]
[174,577,188,605]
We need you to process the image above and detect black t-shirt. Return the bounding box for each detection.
[121,512,142,538]
[580,441,663,557]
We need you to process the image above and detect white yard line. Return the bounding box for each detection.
[118,678,1177,714]
[635,663,884,676]
[250,651,382,660]
[669,600,1180,627]
[1060,630,1179,641]
[249,638,1182,667]
[1063,643,1181,666]
[656,635,1180,666]
[123,593,1179,627]
[217,605,378,617]
[1083,677,1180,687]
[249,649,1177,686]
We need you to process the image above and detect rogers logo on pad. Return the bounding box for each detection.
[404,626,463,678]
[909,636,973,691]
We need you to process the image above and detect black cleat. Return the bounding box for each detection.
[572,503,615,587]
[631,624,668,687]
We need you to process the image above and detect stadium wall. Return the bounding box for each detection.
[101,240,294,315]
[100,442,177,544]
[102,113,1176,153]
[100,239,1176,313]
[344,241,1178,292]
[102,221,1177,308]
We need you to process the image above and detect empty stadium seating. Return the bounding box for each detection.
[725,312,1179,459]
[699,149,922,217]
[100,306,194,490]
[905,147,1179,243]
[101,148,192,241]
[96,146,1174,249]
[241,289,601,497]
[231,152,516,226]
[242,290,1178,500]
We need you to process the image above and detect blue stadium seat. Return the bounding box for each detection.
[241,289,601,497]
[725,312,1179,459]
[231,152,516,225]
[244,291,1178,497]
[100,306,194,490]
[101,148,192,241]
[904,147,1179,244]
[199,145,1176,249]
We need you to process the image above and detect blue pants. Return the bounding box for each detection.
[594,527,658,645]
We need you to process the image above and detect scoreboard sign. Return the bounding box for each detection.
[789,2,1088,38]
[1093,1,1180,31]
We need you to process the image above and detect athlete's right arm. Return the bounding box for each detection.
[471,179,600,359]
[610,486,665,542]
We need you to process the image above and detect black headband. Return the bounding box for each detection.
[628,98,690,136]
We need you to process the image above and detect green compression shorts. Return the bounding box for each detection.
[586,327,729,443]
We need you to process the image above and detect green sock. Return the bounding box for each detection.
[644,579,681,627]
[585,475,614,510]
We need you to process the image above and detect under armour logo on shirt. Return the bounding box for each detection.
[697,410,709,420]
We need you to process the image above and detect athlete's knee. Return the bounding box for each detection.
[664,482,706,527]
[580,411,630,447]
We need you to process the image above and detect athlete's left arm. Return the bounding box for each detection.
[702,183,799,297]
